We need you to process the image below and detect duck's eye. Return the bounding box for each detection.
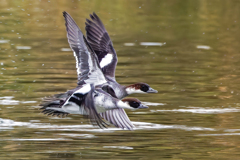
[140,85,149,92]
[129,101,140,108]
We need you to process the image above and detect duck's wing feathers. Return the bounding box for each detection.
[41,84,108,129]
[83,84,108,128]
[40,85,87,117]
[62,84,107,128]
[85,12,117,80]
[63,11,107,86]
[40,94,70,118]
[100,108,135,130]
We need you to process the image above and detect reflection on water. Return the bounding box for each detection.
[1,0,240,159]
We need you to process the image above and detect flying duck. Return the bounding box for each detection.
[85,12,158,99]
[40,11,148,130]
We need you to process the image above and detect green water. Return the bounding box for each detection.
[1,0,240,159]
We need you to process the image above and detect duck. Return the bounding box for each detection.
[41,83,148,129]
[40,11,148,130]
[85,12,158,99]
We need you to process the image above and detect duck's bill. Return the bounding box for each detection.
[139,104,148,109]
[147,87,158,93]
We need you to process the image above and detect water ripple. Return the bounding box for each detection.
[0,118,216,132]
[4,138,70,141]
[133,122,216,131]
[103,146,133,149]
[140,42,166,46]
[0,96,37,105]
[196,45,211,50]
[152,107,240,114]
[197,133,240,136]
[143,101,165,106]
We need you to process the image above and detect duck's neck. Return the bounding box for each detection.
[106,77,129,99]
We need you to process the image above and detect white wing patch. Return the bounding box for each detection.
[84,51,107,86]
[59,84,91,114]
[74,84,91,94]
[73,51,81,75]
[63,84,91,107]
[100,53,113,68]
[117,101,133,110]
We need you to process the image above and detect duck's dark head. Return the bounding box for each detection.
[126,83,158,95]
[118,98,148,110]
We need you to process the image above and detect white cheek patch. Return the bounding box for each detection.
[100,53,113,68]
[126,88,146,95]
[117,101,132,110]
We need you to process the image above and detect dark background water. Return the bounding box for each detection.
[1,0,240,159]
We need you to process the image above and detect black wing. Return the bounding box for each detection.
[85,12,118,80]
[63,11,107,86]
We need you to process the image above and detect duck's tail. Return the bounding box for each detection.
[40,93,69,117]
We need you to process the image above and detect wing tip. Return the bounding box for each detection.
[100,109,135,130]
[63,11,68,17]
[41,108,69,118]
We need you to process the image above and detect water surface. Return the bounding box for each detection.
[1,0,240,159]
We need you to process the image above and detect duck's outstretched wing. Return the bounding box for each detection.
[83,84,108,128]
[85,12,118,80]
[63,11,107,86]
[100,108,135,130]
